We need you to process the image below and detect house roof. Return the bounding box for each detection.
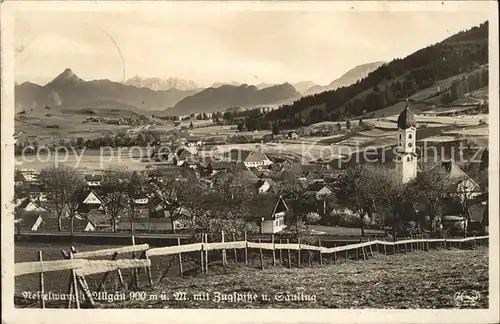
[255,178,274,189]
[306,181,332,192]
[249,194,289,220]
[77,203,101,214]
[439,160,478,184]
[210,161,236,171]
[397,104,417,129]
[41,217,93,231]
[15,173,26,181]
[468,203,487,222]
[85,174,103,181]
[226,149,269,163]
[80,189,104,204]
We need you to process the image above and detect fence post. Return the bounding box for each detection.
[38,251,45,309]
[383,238,387,255]
[410,235,413,252]
[232,233,238,263]
[204,233,209,273]
[308,248,312,267]
[318,238,323,266]
[140,250,153,287]
[130,235,139,290]
[200,234,205,273]
[287,239,292,269]
[444,238,447,249]
[272,234,276,266]
[69,251,80,309]
[332,244,337,264]
[244,231,248,266]
[473,235,476,249]
[279,239,283,265]
[177,238,183,278]
[221,230,227,267]
[297,238,301,268]
[258,238,264,270]
[368,238,374,256]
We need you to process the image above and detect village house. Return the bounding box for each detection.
[305,181,334,200]
[186,135,204,147]
[225,149,272,169]
[133,192,149,206]
[20,169,39,182]
[439,159,482,200]
[85,174,102,187]
[17,198,47,213]
[15,211,47,232]
[176,147,198,165]
[14,173,26,186]
[287,131,300,140]
[250,194,289,234]
[41,217,96,232]
[255,178,275,194]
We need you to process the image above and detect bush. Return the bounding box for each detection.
[419,123,428,128]
[305,212,321,225]
[330,208,369,228]
[478,118,486,125]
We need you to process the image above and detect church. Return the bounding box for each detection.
[394,104,418,183]
[393,103,486,234]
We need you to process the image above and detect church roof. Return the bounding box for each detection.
[397,104,417,129]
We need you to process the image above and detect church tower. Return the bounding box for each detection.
[395,104,418,183]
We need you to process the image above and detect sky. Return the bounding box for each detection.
[14,4,490,87]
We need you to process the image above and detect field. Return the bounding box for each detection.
[102,247,488,309]
[15,241,488,309]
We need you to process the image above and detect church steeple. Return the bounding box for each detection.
[395,103,418,183]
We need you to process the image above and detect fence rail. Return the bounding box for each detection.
[14,234,489,309]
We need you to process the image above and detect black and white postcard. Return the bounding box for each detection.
[1,1,499,323]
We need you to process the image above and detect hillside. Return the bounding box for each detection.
[166,83,301,116]
[124,76,199,91]
[304,61,386,95]
[15,69,199,112]
[265,21,489,128]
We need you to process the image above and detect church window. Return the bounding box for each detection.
[408,133,413,140]
[407,156,410,162]
[408,142,413,148]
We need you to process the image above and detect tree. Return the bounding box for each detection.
[336,165,374,237]
[346,120,352,130]
[280,177,308,238]
[76,137,85,150]
[272,123,280,135]
[368,167,407,239]
[38,166,85,231]
[175,174,210,233]
[405,165,452,232]
[150,174,185,233]
[189,121,194,129]
[13,170,30,235]
[123,171,148,235]
[336,122,342,132]
[67,186,86,236]
[101,171,129,232]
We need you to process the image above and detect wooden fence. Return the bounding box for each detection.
[14,233,489,309]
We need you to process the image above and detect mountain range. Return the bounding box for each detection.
[303,61,386,95]
[265,21,489,126]
[15,60,396,116]
[166,83,301,116]
[15,69,199,112]
[123,76,198,91]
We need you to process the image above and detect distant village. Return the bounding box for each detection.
[14,106,489,240]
